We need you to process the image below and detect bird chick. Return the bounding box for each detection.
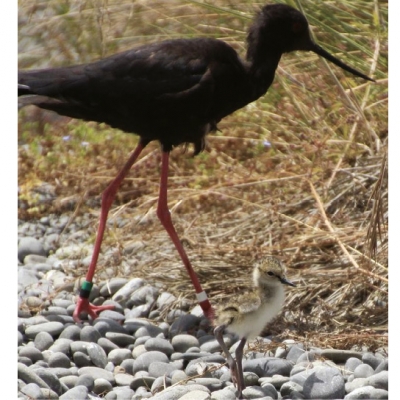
[214,256,295,398]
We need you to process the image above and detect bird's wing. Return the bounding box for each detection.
[18,38,243,110]
[237,292,262,314]
[18,38,248,147]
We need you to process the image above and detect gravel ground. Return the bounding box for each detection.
[17,214,389,400]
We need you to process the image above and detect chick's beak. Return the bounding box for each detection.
[280,277,296,287]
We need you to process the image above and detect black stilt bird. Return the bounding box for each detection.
[18,4,373,322]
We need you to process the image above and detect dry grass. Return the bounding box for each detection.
[18,0,388,350]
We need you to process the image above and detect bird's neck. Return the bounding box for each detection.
[246,52,282,100]
[256,281,282,303]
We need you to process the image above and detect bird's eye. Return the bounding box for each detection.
[267,271,274,276]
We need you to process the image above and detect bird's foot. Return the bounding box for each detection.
[73,297,114,322]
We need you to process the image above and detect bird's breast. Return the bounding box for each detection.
[226,286,285,340]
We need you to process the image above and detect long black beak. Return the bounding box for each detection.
[310,42,375,82]
[280,277,296,287]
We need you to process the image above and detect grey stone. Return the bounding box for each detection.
[156,292,176,309]
[19,346,44,363]
[93,378,113,395]
[39,388,59,399]
[112,278,145,304]
[25,321,64,339]
[73,351,92,368]
[243,357,293,377]
[145,337,174,356]
[18,356,32,366]
[18,331,24,346]
[362,353,381,369]
[280,380,303,396]
[59,376,79,389]
[375,359,388,373]
[148,361,179,378]
[47,367,77,379]
[34,368,64,395]
[130,375,156,390]
[345,357,363,373]
[201,337,232,353]
[100,278,129,297]
[133,351,169,373]
[80,325,101,342]
[171,370,189,385]
[18,269,39,289]
[129,285,159,306]
[185,356,226,374]
[210,386,238,400]
[59,325,81,340]
[151,376,172,394]
[76,374,94,391]
[111,387,135,399]
[169,314,200,337]
[107,348,133,365]
[115,372,135,386]
[367,370,388,390]
[132,344,147,359]
[20,382,43,399]
[98,309,126,322]
[152,384,210,400]
[41,306,69,316]
[275,345,289,359]
[242,384,278,399]
[188,378,223,391]
[59,385,89,400]
[180,390,211,400]
[320,349,362,363]
[135,335,151,346]
[24,254,48,265]
[18,363,50,388]
[134,324,164,338]
[353,363,374,378]
[171,334,200,353]
[34,331,54,351]
[78,367,116,385]
[120,359,135,375]
[286,344,305,362]
[48,352,71,368]
[303,367,345,399]
[49,338,73,354]
[345,378,368,393]
[125,304,153,319]
[344,386,388,399]
[105,331,136,346]
[297,350,319,363]
[87,342,108,368]
[24,296,43,309]
[70,340,92,354]
[124,318,152,334]
[18,237,47,262]
[243,371,259,386]
[97,337,119,354]
[105,391,118,399]
[94,318,129,335]
[259,374,289,389]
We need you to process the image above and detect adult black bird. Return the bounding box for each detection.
[18,4,373,322]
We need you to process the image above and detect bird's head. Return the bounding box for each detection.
[247,3,374,82]
[253,255,296,288]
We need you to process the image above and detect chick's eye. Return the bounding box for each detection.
[267,271,274,276]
